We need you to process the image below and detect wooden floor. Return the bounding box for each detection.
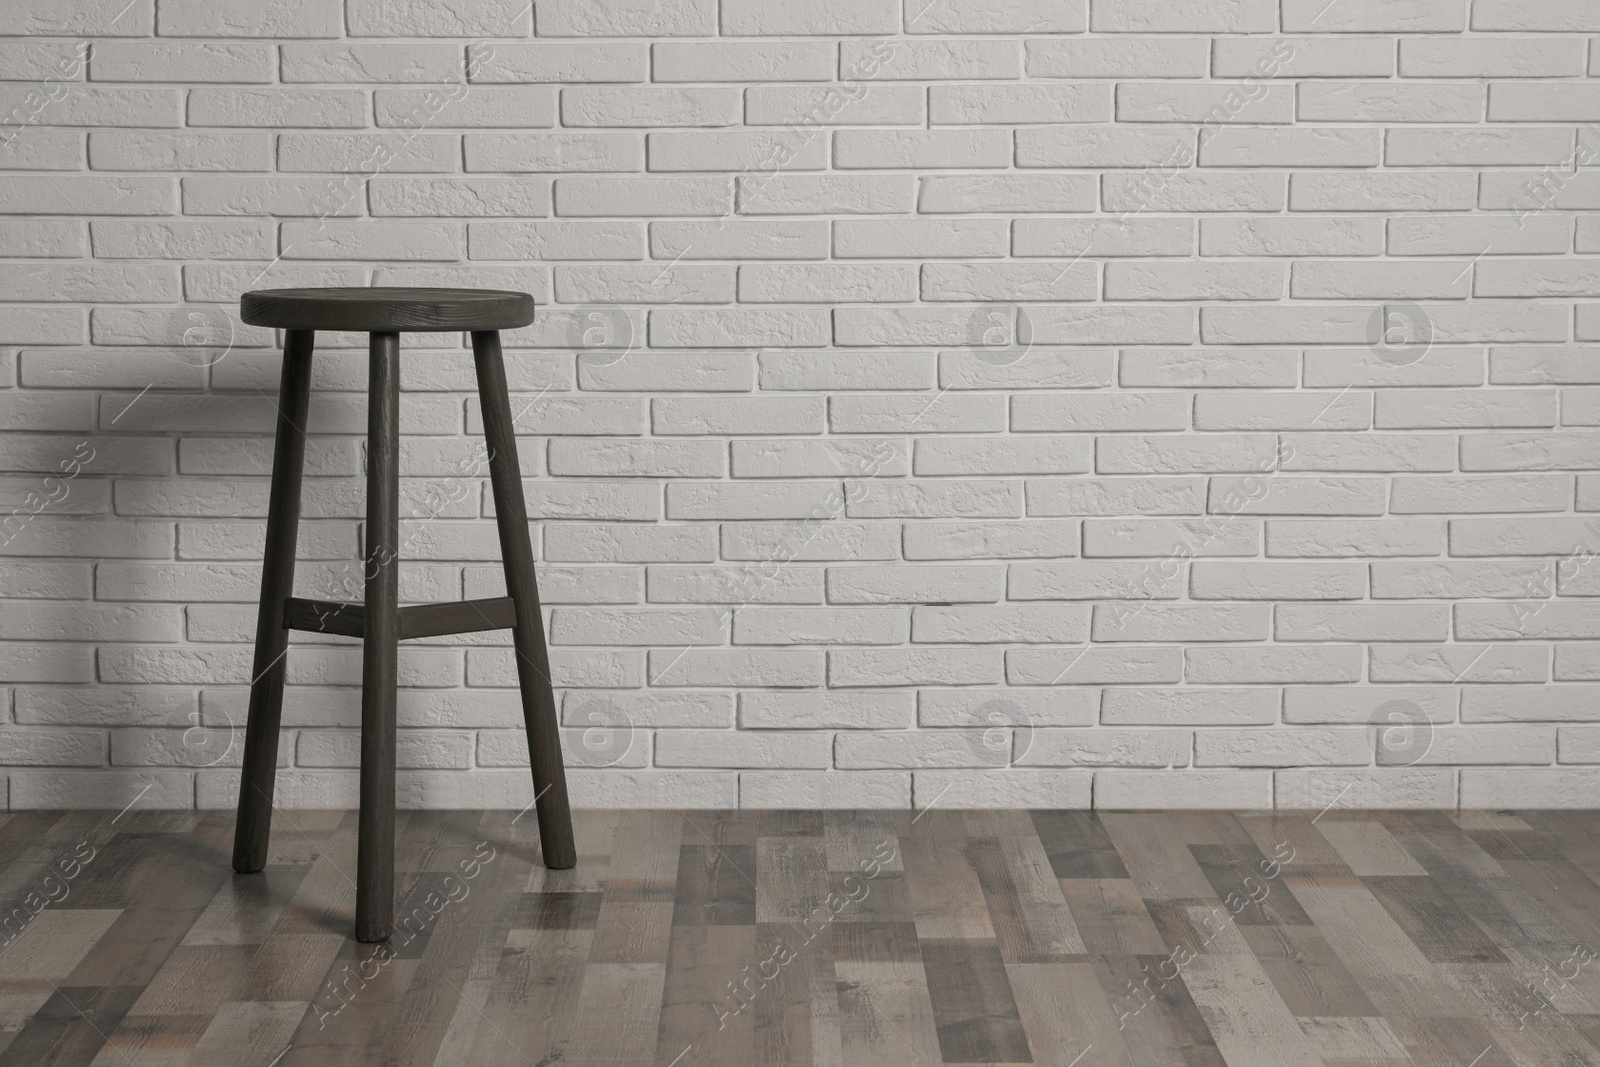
[2,809,1600,1066]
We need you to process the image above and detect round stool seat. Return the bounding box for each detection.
[240,287,534,333]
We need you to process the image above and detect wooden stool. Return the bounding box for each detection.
[231,287,575,943]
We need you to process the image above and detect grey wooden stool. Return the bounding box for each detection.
[231,287,574,943]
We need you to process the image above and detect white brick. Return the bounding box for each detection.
[914,437,1090,476]
[373,177,554,218]
[721,0,898,35]
[1200,128,1380,168]
[1283,686,1455,725]
[158,0,337,36]
[1277,770,1454,810]
[738,174,913,215]
[653,221,828,260]
[661,396,824,436]
[469,220,642,260]
[1300,82,1483,123]
[1028,478,1203,517]
[474,43,645,83]
[1103,688,1279,726]
[280,43,464,82]
[1201,217,1382,257]
[720,524,900,562]
[1372,560,1551,600]
[1096,603,1268,642]
[652,308,827,348]
[910,0,1084,32]
[1459,769,1600,809]
[1008,646,1184,685]
[1014,394,1188,434]
[1015,218,1194,257]
[539,0,714,35]
[1105,172,1284,213]
[1217,37,1394,78]
[830,648,1002,687]
[1372,645,1547,684]
[92,41,270,82]
[1094,0,1273,31]
[1190,562,1366,600]
[2,176,173,216]
[1268,519,1442,557]
[1400,37,1584,77]
[668,482,849,520]
[1291,172,1477,212]
[741,264,914,303]
[649,130,825,172]
[760,350,935,391]
[913,770,1091,809]
[1118,83,1293,124]
[648,565,824,602]
[565,87,739,127]
[903,519,1080,560]
[1196,728,1368,767]
[1028,38,1206,78]
[0,220,85,258]
[1095,770,1270,809]
[943,349,1114,391]
[834,129,1011,170]
[1018,125,1191,169]
[741,771,908,809]
[1282,0,1462,32]
[748,85,923,127]
[465,132,642,173]
[1472,0,1600,30]
[846,39,1021,80]
[189,89,365,129]
[1107,260,1283,301]
[653,41,834,82]
[933,83,1109,125]
[1009,561,1182,601]
[1186,646,1364,684]
[736,607,906,646]
[1387,127,1572,167]
[1276,604,1449,642]
[913,604,1089,644]
[827,565,1004,604]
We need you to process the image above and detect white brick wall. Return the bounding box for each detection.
[2,0,1599,812]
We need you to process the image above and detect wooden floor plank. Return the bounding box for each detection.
[902,812,994,942]
[1058,878,1166,956]
[1240,924,1378,1018]
[0,911,122,982]
[1008,960,1134,1067]
[1180,952,1330,1067]
[1314,820,1427,877]
[1286,884,1469,1017]
[2,809,1599,1065]
[1100,813,1216,901]
[836,960,943,1067]
[919,938,1031,1064]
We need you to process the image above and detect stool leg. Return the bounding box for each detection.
[357,331,401,942]
[472,329,576,870]
[233,329,315,874]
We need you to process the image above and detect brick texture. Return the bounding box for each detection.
[0,0,1596,811]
